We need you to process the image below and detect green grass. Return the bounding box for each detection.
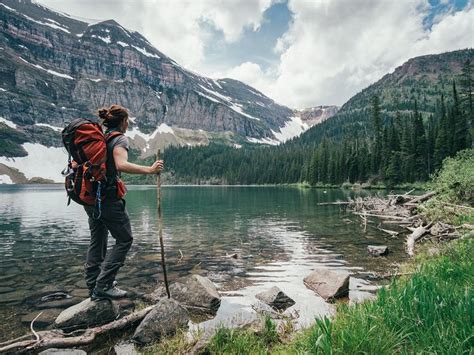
[200,238,473,354]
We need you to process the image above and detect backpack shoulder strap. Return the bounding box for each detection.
[105,131,123,143]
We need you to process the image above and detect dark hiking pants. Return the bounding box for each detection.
[83,199,133,291]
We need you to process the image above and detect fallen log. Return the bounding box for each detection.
[0,305,154,354]
[406,225,430,256]
[405,191,436,205]
[377,226,399,237]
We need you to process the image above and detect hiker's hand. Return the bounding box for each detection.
[71,161,78,169]
[149,160,164,174]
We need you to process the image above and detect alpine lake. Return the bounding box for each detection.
[0,185,409,347]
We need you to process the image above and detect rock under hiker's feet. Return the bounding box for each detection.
[92,283,128,300]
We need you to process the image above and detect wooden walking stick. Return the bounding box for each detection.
[157,149,171,298]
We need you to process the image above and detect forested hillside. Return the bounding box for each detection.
[125,49,473,186]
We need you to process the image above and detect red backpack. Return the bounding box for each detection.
[61,118,126,217]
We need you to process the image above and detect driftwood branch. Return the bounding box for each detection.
[0,306,154,354]
[406,225,429,256]
[346,189,470,256]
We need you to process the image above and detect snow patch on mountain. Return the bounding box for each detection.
[126,123,175,152]
[247,136,279,145]
[36,123,63,132]
[0,3,18,13]
[19,57,74,80]
[117,41,129,47]
[195,91,220,103]
[0,175,13,184]
[131,45,160,59]
[91,34,111,44]
[272,116,309,143]
[21,14,71,33]
[0,143,67,182]
[197,84,261,121]
[0,117,17,129]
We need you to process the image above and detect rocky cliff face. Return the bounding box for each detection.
[297,106,339,127]
[0,0,294,142]
[0,0,338,183]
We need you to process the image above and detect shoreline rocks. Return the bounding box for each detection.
[132,298,189,345]
[54,299,119,329]
[255,286,295,311]
[167,275,221,315]
[304,268,350,302]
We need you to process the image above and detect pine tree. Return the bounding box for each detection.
[459,59,473,127]
[452,81,470,153]
[434,95,449,170]
[412,102,427,180]
[371,95,382,175]
[385,151,402,187]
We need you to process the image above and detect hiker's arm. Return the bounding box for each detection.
[113,147,163,174]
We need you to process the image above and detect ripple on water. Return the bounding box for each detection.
[0,185,407,340]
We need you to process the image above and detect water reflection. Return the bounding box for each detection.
[0,185,407,340]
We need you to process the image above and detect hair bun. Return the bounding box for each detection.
[98,108,110,120]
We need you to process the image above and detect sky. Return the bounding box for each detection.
[37,0,474,109]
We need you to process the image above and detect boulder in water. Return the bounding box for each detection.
[304,268,350,302]
[169,275,221,314]
[367,245,389,257]
[255,286,295,311]
[132,298,189,345]
[54,298,118,329]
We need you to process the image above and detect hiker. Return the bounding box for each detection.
[81,104,163,300]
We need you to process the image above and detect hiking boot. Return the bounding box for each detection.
[91,281,127,300]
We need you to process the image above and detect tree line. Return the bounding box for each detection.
[163,59,473,186]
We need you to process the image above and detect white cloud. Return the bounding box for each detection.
[37,0,273,71]
[36,0,474,109]
[217,0,474,108]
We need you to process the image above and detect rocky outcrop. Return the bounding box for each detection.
[54,299,118,329]
[297,106,339,127]
[0,0,294,155]
[367,245,389,257]
[132,298,189,345]
[255,286,295,311]
[304,268,350,302]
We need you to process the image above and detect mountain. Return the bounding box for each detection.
[295,49,473,146]
[157,49,473,185]
[0,0,337,183]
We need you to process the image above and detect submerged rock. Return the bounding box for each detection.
[367,245,389,257]
[304,268,350,302]
[169,275,221,314]
[251,301,285,319]
[21,308,63,329]
[35,297,83,310]
[54,298,118,329]
[255,286,295,311]
[132,298,189,345]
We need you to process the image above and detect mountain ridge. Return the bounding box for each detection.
[0,0,338,183]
